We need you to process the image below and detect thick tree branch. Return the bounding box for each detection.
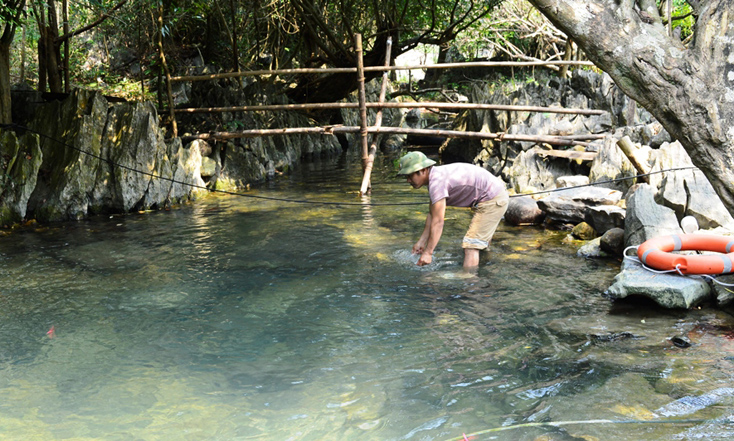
[528,0,734,216]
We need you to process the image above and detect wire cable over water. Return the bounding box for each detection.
[2,122,701,207]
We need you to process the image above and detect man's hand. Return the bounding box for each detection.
[412,239,427,255]
[417,251,433,266]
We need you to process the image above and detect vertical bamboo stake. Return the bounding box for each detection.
[355,34,369,184]
[360,36,392,196]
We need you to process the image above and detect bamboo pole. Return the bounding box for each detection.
[169,60,595,82]
[355,34,370,183]
[360,36,392,196]
[174,101,606,116]
[180,126,606,145]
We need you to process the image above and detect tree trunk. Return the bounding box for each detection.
[63,0,70,93]
[423,41,450,86]
[0,40,12,124]
[41,0,63,93]
[528,0,734,217]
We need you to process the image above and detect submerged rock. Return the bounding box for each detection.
[654,387,734,417]
[572,221,597,240]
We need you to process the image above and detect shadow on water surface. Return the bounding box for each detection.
[1,154,734,440]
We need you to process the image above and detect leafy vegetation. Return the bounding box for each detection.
[1,0,701,119]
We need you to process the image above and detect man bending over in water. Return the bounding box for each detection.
[397,151,509,269]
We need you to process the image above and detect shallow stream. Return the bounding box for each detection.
[2,153,734,440]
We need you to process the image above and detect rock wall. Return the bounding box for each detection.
[1,89,207,224]
[2,83,343,225]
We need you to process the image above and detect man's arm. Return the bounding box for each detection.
[416,198,446,266]
[412,211,432,255]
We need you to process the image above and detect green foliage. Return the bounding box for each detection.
[0,0,702,104]
[671,0,694,40]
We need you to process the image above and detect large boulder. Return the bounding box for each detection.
[536,186,623,225]
[600,227,625,256]
[585,205,626,234]
[504,196,545,226]
[649,141,734,230]
[607,258,711,309]
[624,184,682,247]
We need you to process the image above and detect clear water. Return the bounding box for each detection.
[2,153,734,440]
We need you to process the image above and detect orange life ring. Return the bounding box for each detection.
[637,234,734,275]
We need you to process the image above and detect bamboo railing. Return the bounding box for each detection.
[168,60,595,83]
[174,102,605,116]
[181,126,606,145]
[166,34,604,194]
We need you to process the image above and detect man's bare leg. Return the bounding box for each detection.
[464,248,480,268]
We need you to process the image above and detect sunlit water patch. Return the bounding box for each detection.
[1,153,734,440]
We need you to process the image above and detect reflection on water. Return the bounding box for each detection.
[2,153,734,440]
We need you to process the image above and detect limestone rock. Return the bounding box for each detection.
[712,276,734,307]
[588,136,643,193]
[572,221,597,240]
[650,141,734,230]
[507,147,573,194]
[537,186,623,225]
[504,196,545,226]
[556,175,589,188]
[0,129,43,224]
[600,228,625,256]
[624,184,682,247]
[586,204,626,234]
[607,258,711,309]
[20,89,205,221]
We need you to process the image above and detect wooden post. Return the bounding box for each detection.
[360,36,392,195]
[617,135,650,182]
[355,34,369,183]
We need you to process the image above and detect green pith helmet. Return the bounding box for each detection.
[396,151,436,176]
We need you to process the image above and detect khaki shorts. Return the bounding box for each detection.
[462,191,509,250]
